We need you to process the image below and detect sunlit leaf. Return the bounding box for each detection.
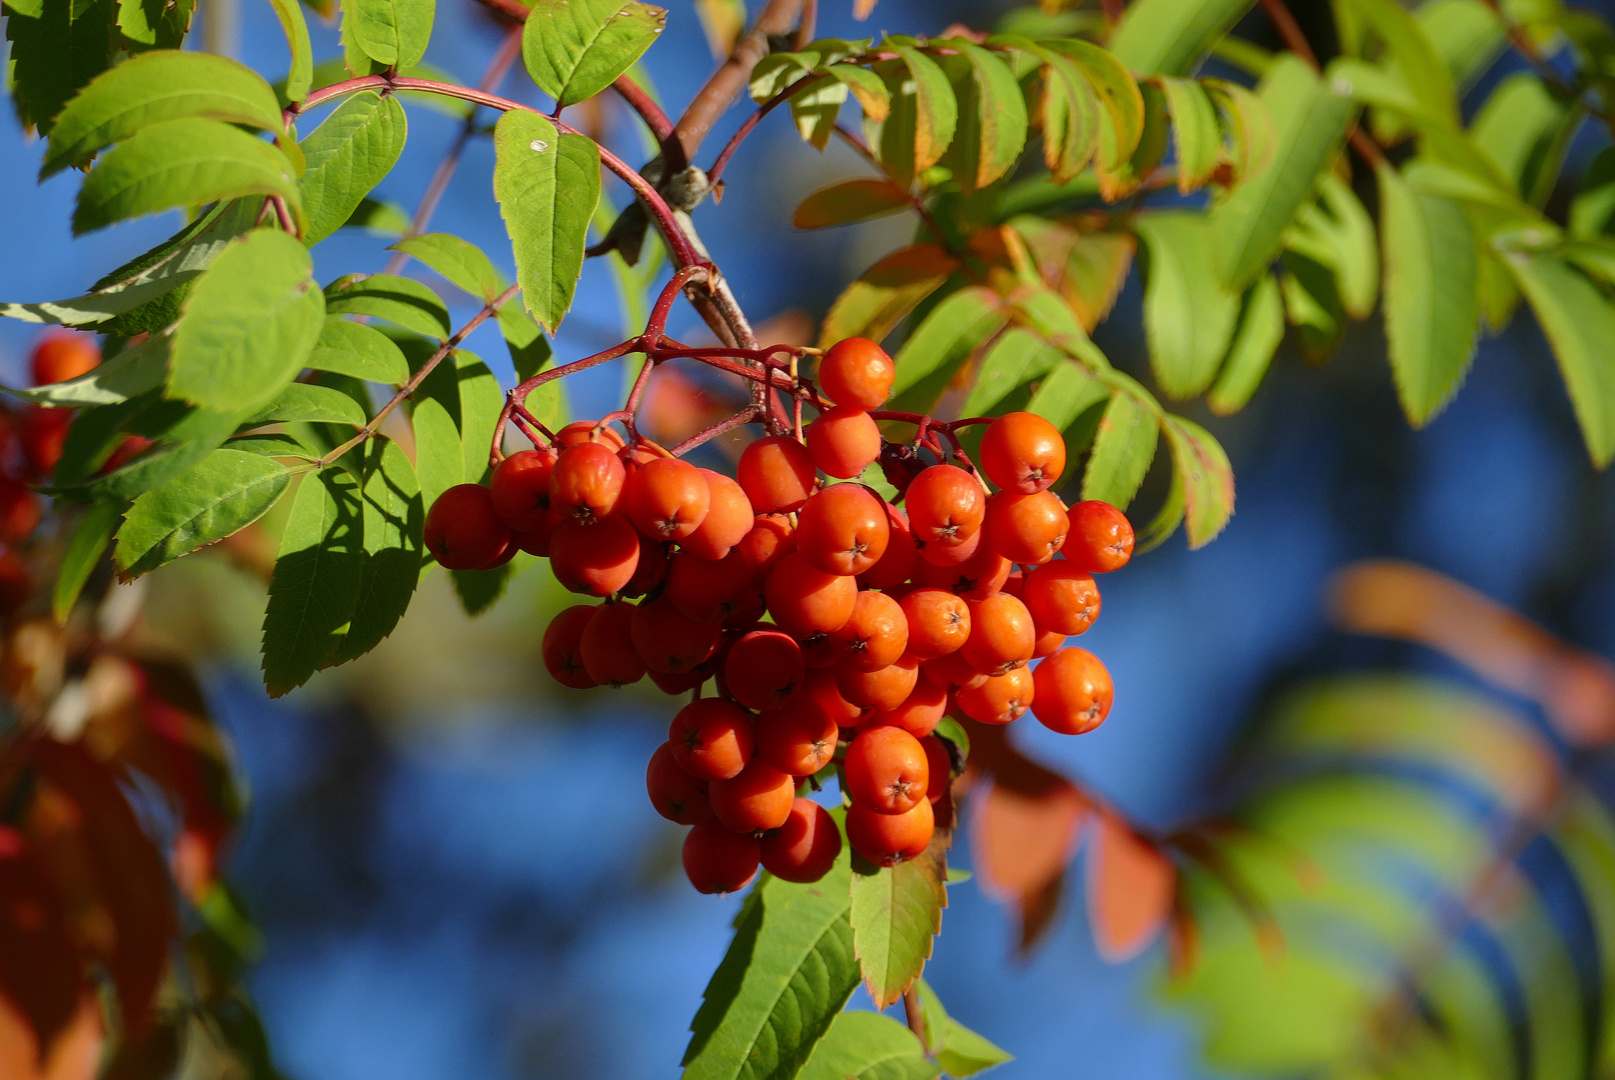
[1208,274,1285,415]
[1162,415,1234,548]
[797,1010,939,1080]
[818,244,959,347]
[298,90,407,246]
[850,828,949,1010]
[522,0,665,108]
[1083,389,1158,510]
[115,449,292,577]
[793,179,913,230]
[1109,0,1256,76]
[1134,211,1241,399]
[346,0,434,70]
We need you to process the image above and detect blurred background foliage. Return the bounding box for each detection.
[8,0,1615,1076]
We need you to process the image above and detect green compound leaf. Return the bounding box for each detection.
[1211,56,1356,290]
[262,468,365,696]
[959,328,1059,419]
[73,401,250,502]
[170,228,326,414]
[493,110,601,333]
[454,350,503,484]
[308,317,410,383]
[390,232,502,302]
[267,0,314,105]
[1376,163,1479,427]
[522,0,666,108]
[797,1011,941,1080]
[345,0,434,70]
[115,449,291,578]
[1208,273,1286,415]
[793,179,913,230]
[1041,39,1144,172]
[942,40,1028,191]
[1162,415,1235,548]
[889,286,1006,408]
[681,834,858,1080]
[1109,0,1256,76]
[870,47,957,188]
[332,437,423,663]
[1158,76,1222,191]
[1133,210,1241,399]
[1502,245,1615,467]
[298,90,408,246]
[324,274,451,338]
[1083,388,1159,511]
[53,502,122,623]
[912,980,1012,1078]
[117,0,194,51]
[73,117,301,235]
[44,51,283,177]
[849,828,949,1011]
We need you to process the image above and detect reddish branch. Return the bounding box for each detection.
[672,0,805,162]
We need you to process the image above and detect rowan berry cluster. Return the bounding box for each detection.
[423,337,1133,895]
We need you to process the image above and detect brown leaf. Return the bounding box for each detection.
[0,829,82,1066]
[1085,809,1175,962]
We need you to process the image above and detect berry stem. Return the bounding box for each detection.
[669,404,763,457]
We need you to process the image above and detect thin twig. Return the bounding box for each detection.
[902,989,929,1053]
[673,0,805,162]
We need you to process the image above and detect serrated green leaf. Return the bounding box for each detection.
[390,233,501,302]
[797,1011,941,1080]
[6,0,118,135]
[53,502,122,623]
[1083,389,1158,510]
[788,78,847,151]
[1042,39,1144,172]
[1205,78,1274,184]
[1135,459,1185,554]
[331,437,421,662]
[324,273,450,338]
[309,317,410,383]
[267,0,314,105]
[1210,56,1357,290]
[1377,163,1479,427]
[1346,0,1459,124]
[1162,415,1234,548]
[888,287,1005,411]
[1208,273,1285,415]
[493,110,601,333]
[2,333,169,407]
[794,179,912,230]
[825,65,889,122]
[117,0,194,50]
[299,90,408,246]
[345,0,434,69]
[750,51,818,102]
[1470,72,1569,204]
[246,383,368,427]
[850,828,948,1010]
[522,0,665,107]
[1109,0,1255,76]
[227,432,320,459]
[1134,210,1241,399]
[454,351,502,484]
[869,48,957,187]
[43,51,282,177]
[262,468,364,695]
[1158,76,1221,191]
[943,41,1028,191]
[912,980,1012,1078]
[73,117,301,235]
[1279,251,1346,364]
[495,301,555,381]
[1093,79,1169,201]
[1035,50,1101,183]
[170,228,325,414]
[1026,361,1107,435]
[681,836,859,1080]
[1501,247,1615,466]
[115,449,291,577]
[1314,173,1379,320]
[959,328,1058,418]
[818,245,957,348]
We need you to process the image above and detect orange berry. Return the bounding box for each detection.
[682,469,754,560]
[20,405,70,480]
[621,534,670,597]
[757,698,839,776]
[921,651,988,693]
[709,758,796,832]
[845,725,928,814]
[836,653,919,712]
[1022,562,1101,636]
[669,697,755,780]
[722,590,767,632]
[649,666,709,696]
[920,736,952,802]
[763,552,857,638]
[918,543,1010,603]
[979,411,1066,494]
[830,590,908,672]
[803,666,865,728]
[916,529,980,568]
[0,478,42,545]
[621,456,710,540]
[665,549,753,623]
[30,331,100,386]
[1031,625,1066,658]
[734,513,796,586]
[632,595,721,673]
[800,631,838,669]
[819,337,895,410]
[425,484,513,570]
[1031,647,1114,734]
[955,665,1034,725]
[846,798,933,865]
[805,405,881,479]
[857,505,918,590]
[580,601,645,687]
[1063,500,1135,572]
[725,629,805,711]
[549,442,625,522]
[899,587,971,660]
[869,677,947,737]
[795,484,889,576]
[555,420,626,450]
[761,799,842,882]
[683,819,760,893]
[646,742,710,824]
[490,447,558,531]
[984,490,1068,565]
[960,592,1036,675]
[549,514,640,596]
[905,464,984,546]
[542,605,598,689]
[737,435,818,513]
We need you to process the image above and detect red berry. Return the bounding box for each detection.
[724,629,805,711]
[835,653,919,712]
[549,442,625,522]
[829,590,908,673]
[920,736,952,803]
[805,406,881,479]
[549,514,640,596]
[669,697,755,781]
[490,448,559,531]
[709,758,796,832]
[984,490,1068,565]
[1031,647,1114,734]
[425,484,513,570]
[960,592,1036,676]
[737,435,817,513]
[542,605,598,689]
[1022,562,1101,636]
[622,456,711,540]
[918,543,1010,603]
[646,742,710,824]
[796,484,890,576]
[899,588,971,660]
[682,469,754,560]
[845,725,928,814]
[905,465,985,546]
[1063,501,1134,572]
[580,601,645,687]
[756,698,839,776]
[763,552,857,639]
[955,666,1034,725]
[30,331,100,386]
[632,595,722,673]
[761,799,842,883]
[665,549,753,623]
[846,798,933,866]
[869,678,947,738]
[856,504,918,590]
[683,819,760,893]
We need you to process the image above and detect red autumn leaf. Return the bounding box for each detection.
[0,994,101,1080]
[0,827,81,1068]
[1085,808,1176,963]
